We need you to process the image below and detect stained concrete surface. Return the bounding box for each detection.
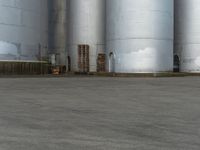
[0,77,200,150]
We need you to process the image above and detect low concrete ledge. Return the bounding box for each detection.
[74,72,200,77]
[1,71,200,78]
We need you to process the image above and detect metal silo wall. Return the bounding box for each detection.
[106,0,174,73]
[0,0,48,61]
[48,0,69,66]
[175,0,200,72]
[68,0,105,72]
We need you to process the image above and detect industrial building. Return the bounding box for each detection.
[0,1,200,150]
[0,0,200,74]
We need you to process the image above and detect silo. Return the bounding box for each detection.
[69,0,105,72]
[0,0,48,74]
[48,0,69,66]
[175,0,200,72]
[106,0,174,73]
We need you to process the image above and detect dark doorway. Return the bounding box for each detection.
[109,52,115,73]
[67,56,71,72]
[174,55,180,72]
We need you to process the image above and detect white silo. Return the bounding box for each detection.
[48,0,69,66]
[175,0,200,72]
[68,0,105,72]
[106,0,174,73]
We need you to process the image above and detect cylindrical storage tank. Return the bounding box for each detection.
[175,0,200,72]
[69,0,105,72]
[48,0,69,66]
[0,0,48,62]
[106,0,174,73]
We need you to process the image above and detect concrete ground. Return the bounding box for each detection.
[0,77,200,150]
